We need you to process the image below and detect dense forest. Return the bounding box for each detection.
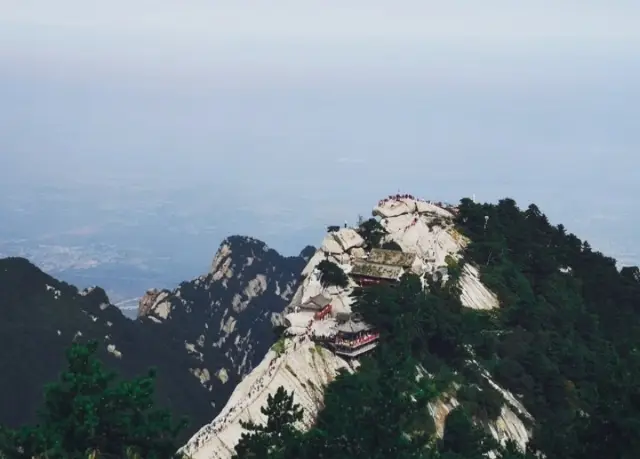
[234,198,640,459]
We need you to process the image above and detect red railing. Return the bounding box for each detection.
[314,304,332,320]
[355,277,386,286]
[334,332,380,348]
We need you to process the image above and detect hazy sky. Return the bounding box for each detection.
[1,1,639,264]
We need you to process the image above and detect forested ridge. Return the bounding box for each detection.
[456,198,640,458]
[235,198,640,459]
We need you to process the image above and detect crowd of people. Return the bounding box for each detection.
[334,332,380,348]
[376,194,457,213]
[378,193,417,207]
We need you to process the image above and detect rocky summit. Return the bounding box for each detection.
[182,196,531,458]
[0,236,311,442]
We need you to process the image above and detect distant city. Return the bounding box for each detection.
[2,177,638,322]
[0,182,321,319]
[0,184,214,319]
[0,238,187,319]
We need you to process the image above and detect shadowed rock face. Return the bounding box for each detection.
[137,236,312,392]
[0,236,312,442]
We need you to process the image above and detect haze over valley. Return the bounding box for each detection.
[1,0,638,310]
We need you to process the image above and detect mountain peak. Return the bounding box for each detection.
[210,235,271,276]
[0,256,76,301]
[1,238,310,441]
[183,195,523,458]
[79,286,110,306]
[298,245,316,262]
[0,256,45,279]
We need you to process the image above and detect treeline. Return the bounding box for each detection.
[235,198,640,459]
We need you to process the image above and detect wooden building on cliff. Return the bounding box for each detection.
[298,294,333,320]
[330,313,380,358]
[349,261,403,286]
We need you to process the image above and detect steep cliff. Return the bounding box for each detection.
[182,197,532,458]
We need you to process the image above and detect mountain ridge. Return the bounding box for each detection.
[182,196,533,458]
[0,235,310,443]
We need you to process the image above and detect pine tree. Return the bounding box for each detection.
[234,386,303,459]
[0,341,187,459]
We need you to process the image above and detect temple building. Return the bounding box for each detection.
[367,248,417,268]
[349,247,426,286]
[349,261,403,286]
[330,314,380,358]
[298,294,333,320]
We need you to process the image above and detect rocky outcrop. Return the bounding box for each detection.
[459,265,500,310]
[183,197,530,458]
[182,338,351,459]
[138,288,172,319]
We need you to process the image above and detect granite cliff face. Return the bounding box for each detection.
[135,235,313,394]
[183,197,532,459]
[0,236,311,442]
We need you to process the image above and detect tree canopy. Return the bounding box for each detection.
[233,387,303,459]
[381,240,403,251]
[455,198,640,458]
[317,260,349,288]
[357,218,387,249]
[0,341,187,459]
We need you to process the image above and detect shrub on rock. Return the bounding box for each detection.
[357,218,386,249]
[317,260,349,288]
[381,240,403,251]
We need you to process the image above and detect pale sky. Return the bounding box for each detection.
[1,1,639,264]
[2,1,639,82]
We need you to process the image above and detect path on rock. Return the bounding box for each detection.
[218,348,288,429]
[195,333,316,457]
[185,342,294,458]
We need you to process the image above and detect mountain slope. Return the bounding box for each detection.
[0,236,311,442]
[184,195,640,459]
[454,198,640,457]
[0,256,211,435]
[182,197,532,458]
[136,235,313,395]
